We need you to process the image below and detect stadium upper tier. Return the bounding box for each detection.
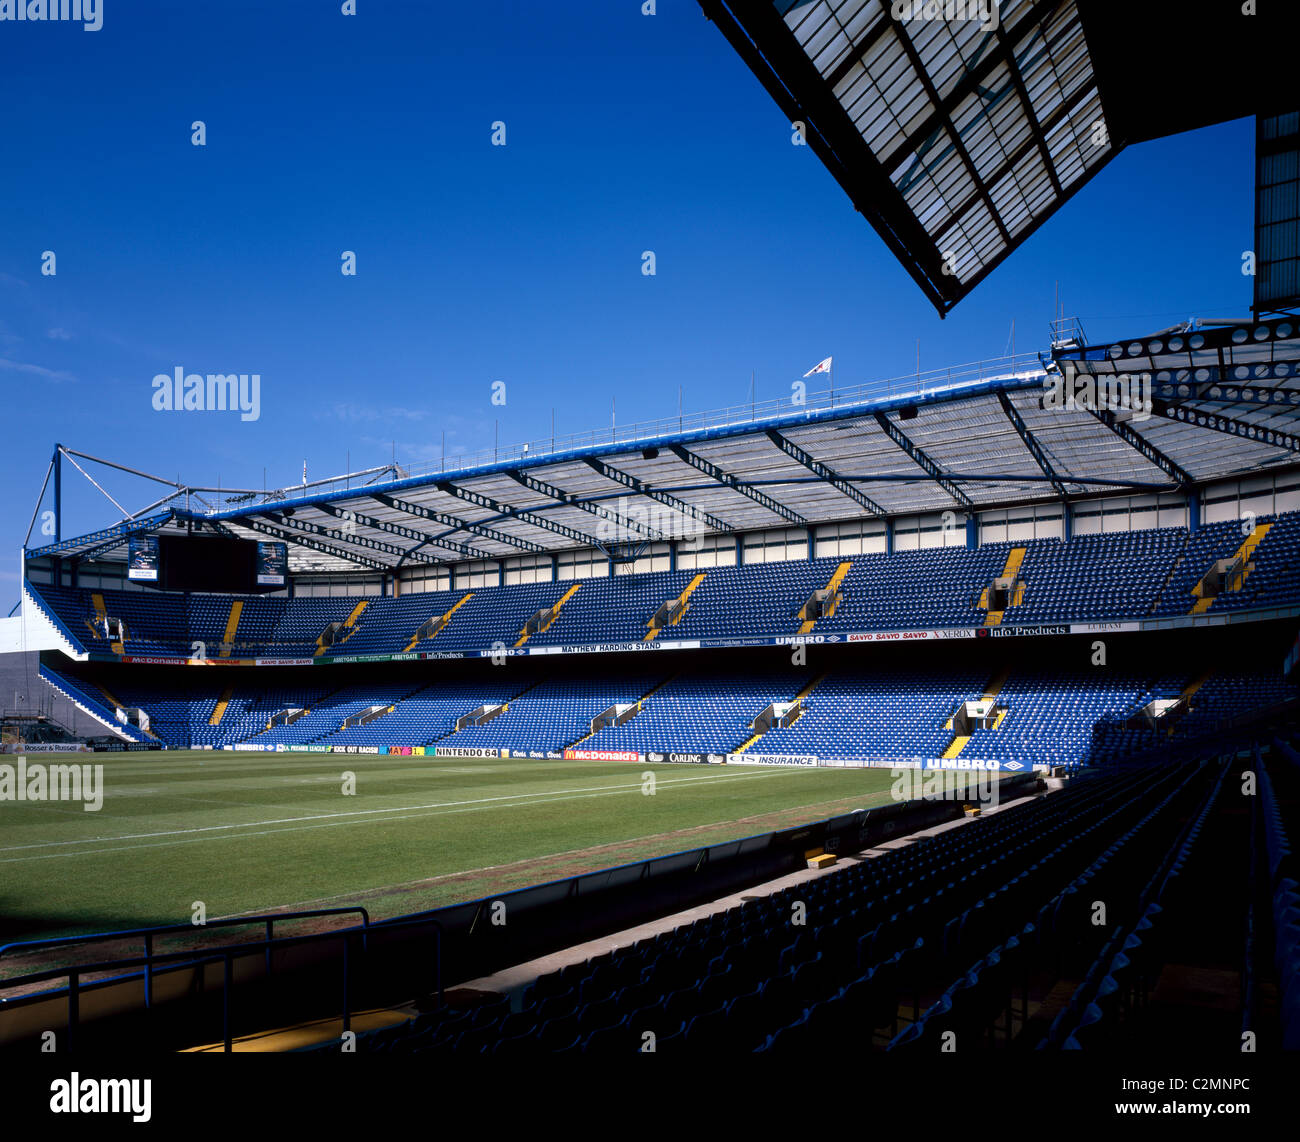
[25,314,1300,584]
[28,513,1300,661]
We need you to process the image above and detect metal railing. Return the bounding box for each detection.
[0,908,445,1053]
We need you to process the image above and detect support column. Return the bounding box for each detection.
[1188,491,1201,535]
[53,443,62,544]
[965,515,978,550]
[1062,501,1073,542]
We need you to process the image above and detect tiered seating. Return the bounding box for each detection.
[436,673,666,752]
[824,545,1009,632]
[1147,519,1249,617]
[528,572,695,646]
[338,762,1207,1054]
[103,679,337,748]
[752,670,986,761]
[583,672,812,754]
[1172,672,1296,740]
[1011,529,1185,624]
[672,561,835,639]
[37,665,153,742]
[313,679,534,748]
[1210,513,1300,613]
[963,671,1150,769]
[39,659,1298,763]
[1261,738,1300,1049]
[26,512,1300,660]
[247,681,429,746]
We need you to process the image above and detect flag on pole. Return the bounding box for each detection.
[803,357,832,377]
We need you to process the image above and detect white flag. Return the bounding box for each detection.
[803,356,832,377]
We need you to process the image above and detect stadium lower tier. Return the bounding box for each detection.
[28,513,1300,661]
[40,645,1299,769]
[310,739,1300,1054]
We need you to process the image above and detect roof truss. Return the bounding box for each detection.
[997,391,1069,497]
[581,457,733,535]
[256,511,440,567]
[669,443,808,526]
[869,415,973,509]
[372,493,545,554]
[506,469,667,542]
[233,516,392,572]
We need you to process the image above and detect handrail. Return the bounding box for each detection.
[0,906,370,960]
[0,912,442,1053]
[1,907,371,1012]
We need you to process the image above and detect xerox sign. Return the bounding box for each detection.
[847,628,976,643]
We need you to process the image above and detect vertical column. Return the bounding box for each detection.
[965,514,978,550]
[1188,491,1201,536]
[53,444,62,544]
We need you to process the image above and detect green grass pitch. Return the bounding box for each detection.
[0,751,905,950]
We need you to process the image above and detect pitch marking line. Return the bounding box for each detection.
[0,768,807,863]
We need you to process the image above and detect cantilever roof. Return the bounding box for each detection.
[700,0,1117,314]
[27,317,1300,575]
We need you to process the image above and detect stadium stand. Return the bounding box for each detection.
[25,513,1300,662]
[37,656,1298,766]
[321,752,1274,1054]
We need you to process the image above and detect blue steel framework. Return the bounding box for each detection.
[23,318,1300,583]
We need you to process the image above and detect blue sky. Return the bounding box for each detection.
[1,0,1258,607]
